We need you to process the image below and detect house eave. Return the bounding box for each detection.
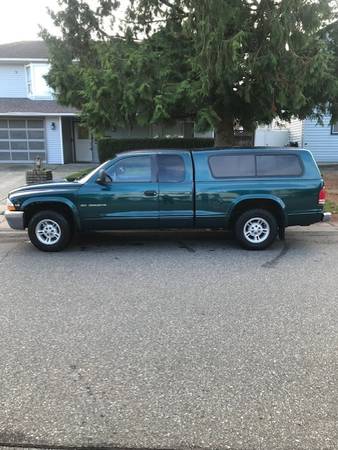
[0,58,49,63]
[0,112,78,116]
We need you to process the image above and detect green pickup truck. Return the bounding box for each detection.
[5,148,330,252]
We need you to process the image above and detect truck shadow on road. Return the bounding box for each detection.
[72,230,239,253]
[61,230,330,270]
[71,230,292,269]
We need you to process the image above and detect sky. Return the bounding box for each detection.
[0,0,58,44]
[0,0,126,45]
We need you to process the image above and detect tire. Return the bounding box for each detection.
[235,208,278,250]
[28,210,72,252]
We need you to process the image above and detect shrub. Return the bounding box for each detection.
[98,138,215,162]
[65,168,93,181]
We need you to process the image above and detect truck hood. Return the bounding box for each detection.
[9,180,81,198]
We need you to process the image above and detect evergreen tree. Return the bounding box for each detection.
[42,0,338,145]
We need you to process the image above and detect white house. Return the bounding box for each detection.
[0,40,208,165]
[0,41,86,164]
[255,116,338,163]
[286,116,338,163]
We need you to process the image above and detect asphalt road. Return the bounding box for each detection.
[0,227,338,450]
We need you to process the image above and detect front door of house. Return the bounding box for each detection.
[75,124,93,162]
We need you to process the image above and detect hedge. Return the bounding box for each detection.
[98,138,215,162]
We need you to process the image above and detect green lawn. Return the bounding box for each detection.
[325,200,338,214]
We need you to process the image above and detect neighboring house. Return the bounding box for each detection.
[255,116,338,163]
[0,41,86,164]
[0,40,211,165]
[286,115,338,163]
[254,126,289,148]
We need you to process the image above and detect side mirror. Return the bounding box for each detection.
[96,169,112,185]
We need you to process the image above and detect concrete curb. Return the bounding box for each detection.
[0,225,337,235]
[0,230,25,234]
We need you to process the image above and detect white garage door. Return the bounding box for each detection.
[0,118,46,162]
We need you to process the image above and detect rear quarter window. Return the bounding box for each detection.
[256,155,302,176]
[158,154,185,182]
[209,154,255,178]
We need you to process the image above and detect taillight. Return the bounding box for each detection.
[319,186,326,205]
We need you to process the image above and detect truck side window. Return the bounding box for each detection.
[158,155,185,182]
[108,156,153,182]
[209,154,255,178]
[256,155,302,176]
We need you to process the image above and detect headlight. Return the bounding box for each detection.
[6,198,16,211]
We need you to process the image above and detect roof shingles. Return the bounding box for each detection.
[0,98,78,115]
[0,42,78,115]
[0,41,49,59]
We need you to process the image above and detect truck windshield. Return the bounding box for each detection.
[77,161,111,184]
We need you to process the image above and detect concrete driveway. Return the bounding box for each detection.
[0,226,338,449]
[0,163,97,202]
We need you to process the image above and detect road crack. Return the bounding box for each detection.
[0,243,20,265]
[262,241,289,268]
[177,241,196,253]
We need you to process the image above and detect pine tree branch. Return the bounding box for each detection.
[159,0,186,16]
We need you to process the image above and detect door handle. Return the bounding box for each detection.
[144,190,158,197]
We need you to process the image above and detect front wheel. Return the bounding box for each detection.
[28,210,72,252]
[235,209,278,250]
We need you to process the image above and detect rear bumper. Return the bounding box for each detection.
[322,212,332,222]
[4,210,24,230]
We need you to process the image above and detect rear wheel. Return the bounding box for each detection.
[235,209,278,250]
[28,210,72,252]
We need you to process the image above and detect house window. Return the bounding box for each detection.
[332,122,338,134]
[33,64,52,97]
[25,64,52,98]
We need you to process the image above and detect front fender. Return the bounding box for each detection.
[21,196,81,230]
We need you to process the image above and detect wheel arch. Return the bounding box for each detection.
[229,196,287,229]
[22,197,80,230]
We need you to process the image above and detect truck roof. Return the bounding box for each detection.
[116,147,308,156]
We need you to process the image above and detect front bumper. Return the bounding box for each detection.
[322,212,332,222]
[4,210,24,230]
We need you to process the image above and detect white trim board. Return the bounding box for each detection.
[0,112,78,116]
[58,116,64,165]
[0,58,48,62]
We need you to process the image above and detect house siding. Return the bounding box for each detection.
[288,118,303,147]
[0,64,27,97]
[46,116,63,164]
[303,114,338,163]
